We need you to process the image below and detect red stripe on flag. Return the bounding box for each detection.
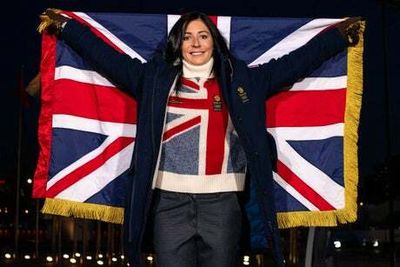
[163,116,201,141]
[208,16,218,25]
[46,136,134,198]
[53,79,137,123]
[266,89,346,127]
[276,160,335,211]
[32,33,58,198]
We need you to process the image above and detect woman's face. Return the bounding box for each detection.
[181,19,214,65]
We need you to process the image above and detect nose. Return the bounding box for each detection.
[192,37,200,47]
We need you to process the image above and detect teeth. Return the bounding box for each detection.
[191,52,203,55]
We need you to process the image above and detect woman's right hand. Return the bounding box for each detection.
[38,8,70,35]
[335,17,363,46]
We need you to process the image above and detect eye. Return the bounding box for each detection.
[183,35,191,41]
[200,34,209,40]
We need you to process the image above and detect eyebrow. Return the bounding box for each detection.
[184,30,210,35]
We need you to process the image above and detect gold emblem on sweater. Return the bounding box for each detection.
[168,97,182,104]
[213,95,222,111]
[237,86,249,103]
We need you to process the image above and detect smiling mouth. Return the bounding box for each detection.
[190,51,204,55]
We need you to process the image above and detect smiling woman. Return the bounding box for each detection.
[181,19,214,65]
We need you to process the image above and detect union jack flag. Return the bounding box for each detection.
[33,12,363,227]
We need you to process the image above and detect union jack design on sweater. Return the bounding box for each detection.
[156,78,247,193]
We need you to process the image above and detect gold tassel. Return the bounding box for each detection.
[42,198,124,224]
[37,9,65,34]
[277,21,366,229]
[37,15,54,34]
[337,20,366,224]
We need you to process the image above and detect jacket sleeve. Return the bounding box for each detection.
[250,27,348,99]
[61,20,145,99]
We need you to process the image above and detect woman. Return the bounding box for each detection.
[40,9,360,267]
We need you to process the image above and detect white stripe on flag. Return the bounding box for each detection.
[73,12,147,63]
[217,16,231,47]
[52,114,136,137]
[54,141,134,201]
[289,76,347,91]
[249,18,345,67]
[273,172,319,211]
[268,123,344,140]
[55,66,115,87]
[167,15,181,34]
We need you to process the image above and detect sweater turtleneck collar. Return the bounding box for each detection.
[182,58,214,79]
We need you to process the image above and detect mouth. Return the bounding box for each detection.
[189,51,205,56]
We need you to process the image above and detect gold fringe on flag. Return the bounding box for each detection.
[42,198,124,224]
[277,21,366,228]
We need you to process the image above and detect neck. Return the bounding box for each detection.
[182,58,214,78]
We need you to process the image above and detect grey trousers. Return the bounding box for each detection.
[153,189,242,267]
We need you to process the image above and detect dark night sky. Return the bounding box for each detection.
[1,0,399,202]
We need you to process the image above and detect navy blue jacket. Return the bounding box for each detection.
[62,19,347,266]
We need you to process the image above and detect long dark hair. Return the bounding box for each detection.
[164,12,232,90]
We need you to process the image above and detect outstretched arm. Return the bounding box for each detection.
[39,9,145,99]
[251,17,362,99]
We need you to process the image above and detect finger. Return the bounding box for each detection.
[46,8,63,16]
[45,9,56,17]
[45,8,61,19]
[349,16,362,24]
[45,8,68,23]
[46,8,58,13]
